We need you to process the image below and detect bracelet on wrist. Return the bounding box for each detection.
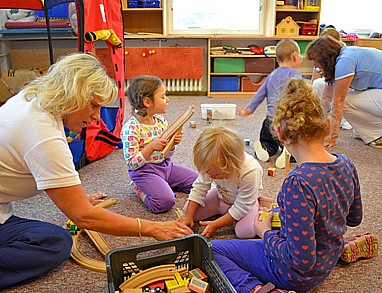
[136,218,142,239]
[330,133,339,139]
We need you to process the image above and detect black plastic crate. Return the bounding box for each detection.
[106,234,237,293]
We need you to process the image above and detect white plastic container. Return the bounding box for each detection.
[200,104,237,120]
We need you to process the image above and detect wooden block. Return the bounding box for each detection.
[189,268,207,281]
[267,167,276,176]
[188,277,209,293]
[261,212,281,229]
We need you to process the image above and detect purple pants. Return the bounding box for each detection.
[183,187,260,238]
[129,158,198,213]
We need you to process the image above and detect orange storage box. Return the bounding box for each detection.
[241,76,266,92]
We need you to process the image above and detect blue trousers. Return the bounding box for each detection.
[0,216,73,290]
[212,239,291,293]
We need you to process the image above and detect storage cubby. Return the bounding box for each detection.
[122,0,165,36]
[208,39,278,98]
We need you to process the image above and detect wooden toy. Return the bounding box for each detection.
[165,272,189,292]
[189,268,207,281]
[69,198,116,272]
[188,277,209,293]
[261,211,281,229]
[275,16,300,36]
[268,167,276,176]
[160,105,194,157]
[119,264,176,291]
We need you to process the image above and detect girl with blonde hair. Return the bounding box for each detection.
[178,125,267,239]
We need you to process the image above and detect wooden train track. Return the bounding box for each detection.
[119,264,176,291]
[161,105,194,157]
[70,198,116,272]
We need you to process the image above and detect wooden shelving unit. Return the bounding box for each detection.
[121,1,166,37]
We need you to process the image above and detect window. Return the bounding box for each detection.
[320,0,382,35]
[168,0,265,35]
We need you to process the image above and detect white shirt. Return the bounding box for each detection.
[0,91,81,223]
[188,152,263,220]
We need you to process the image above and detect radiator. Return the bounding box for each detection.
[163,78,203,92]
[125,78,203,93]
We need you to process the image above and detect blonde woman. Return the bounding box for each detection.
[0,53,192,290]
[178,125,267,239]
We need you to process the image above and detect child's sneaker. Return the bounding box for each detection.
[368,137,382,149]
[130,181,147,202]
[254,141,269,162]
[275,147,286,169]
[251,282,296,293]
[340,232,380,263]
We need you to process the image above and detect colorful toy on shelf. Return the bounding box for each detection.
[142,49,156,57]
[275,16,300,36]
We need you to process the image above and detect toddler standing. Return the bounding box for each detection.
[121,75,198,213]
[240,39,302,168]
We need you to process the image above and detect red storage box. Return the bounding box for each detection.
[244,58,275,74]
[241,76,266,92]
[297,21,318,36]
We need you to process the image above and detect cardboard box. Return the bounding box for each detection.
[201,104,237,120]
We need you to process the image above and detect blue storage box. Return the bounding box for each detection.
[127,0,139,8]
[210,76,239,92]
[141,0,160,8]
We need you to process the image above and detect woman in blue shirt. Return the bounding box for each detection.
[306,36,382,148]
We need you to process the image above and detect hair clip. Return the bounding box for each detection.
[134,109,147,117]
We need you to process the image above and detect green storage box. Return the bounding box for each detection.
[213,58,245,73]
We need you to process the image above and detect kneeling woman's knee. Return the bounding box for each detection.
[44,225,73,265]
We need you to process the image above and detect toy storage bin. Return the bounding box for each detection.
[213,58,245,73]
[141,0,160,8]
[210,76,239,92]
[106,234,236,293]
[244,58,275,74]
[127,0,139,8]
[241,76,266,92]
[297,21,318,36]
[201,104,237,120]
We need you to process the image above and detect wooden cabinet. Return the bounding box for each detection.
[121,0,166,37]
[208,39,278,98]
[275,0,321,38]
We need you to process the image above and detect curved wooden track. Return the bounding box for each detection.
[119,264,176,290]
[70,198,116,272]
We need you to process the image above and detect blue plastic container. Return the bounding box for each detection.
[141,0,160,8]
[210,76,239,92]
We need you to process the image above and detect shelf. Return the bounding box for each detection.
[209,92,254,98]
[276,9,319,12]
[210,72,268,76]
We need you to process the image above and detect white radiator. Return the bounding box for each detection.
[125,78,203,93]
[163,78,203,92]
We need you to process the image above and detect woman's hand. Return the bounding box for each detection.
[177,215,195,228]
[254,211,273,239]
[150,220,194,241]
[87,192,107,205]
[199,220,219,239]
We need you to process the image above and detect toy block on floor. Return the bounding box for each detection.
[267,167,276,176]
[261,211,281,229]
[189,268,207,281]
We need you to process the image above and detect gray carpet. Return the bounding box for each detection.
[5,96,381,293]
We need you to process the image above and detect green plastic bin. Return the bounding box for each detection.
[213,58,245,73]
